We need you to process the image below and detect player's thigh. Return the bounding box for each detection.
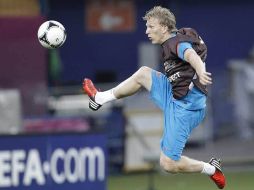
[150,70,172,110]
[161,105,205,160]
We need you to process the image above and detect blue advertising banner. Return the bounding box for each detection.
[0,132,107,190]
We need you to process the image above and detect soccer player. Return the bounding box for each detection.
[83,6,225,189]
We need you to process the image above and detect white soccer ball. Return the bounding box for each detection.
[38,20,66,49]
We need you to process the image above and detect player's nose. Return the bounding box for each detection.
[145,28,149,34]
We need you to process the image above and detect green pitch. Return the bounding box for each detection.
[108,171,254,190]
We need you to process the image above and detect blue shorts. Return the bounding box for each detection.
[150,71,205,161]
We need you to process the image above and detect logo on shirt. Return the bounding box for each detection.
[164,61,176,72]
[169,72,180,82]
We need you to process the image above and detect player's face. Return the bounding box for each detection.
[145,18,167,44]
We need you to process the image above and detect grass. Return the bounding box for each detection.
[108,171,254,190]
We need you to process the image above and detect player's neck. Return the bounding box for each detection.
[161,31,177,45]
[160,33,171,45]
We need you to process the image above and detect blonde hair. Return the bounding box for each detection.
[143,6,177,32]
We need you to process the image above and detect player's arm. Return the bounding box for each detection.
[184,48,212,85]
[177,42,212,85]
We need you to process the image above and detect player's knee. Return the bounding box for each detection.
[160,157,179,174]
[134,66,151,84]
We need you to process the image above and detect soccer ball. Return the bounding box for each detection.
[38,20,66,49]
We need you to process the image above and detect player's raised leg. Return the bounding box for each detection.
[83,66,153,111]
[83,79,102,111]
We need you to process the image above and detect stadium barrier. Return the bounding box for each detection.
[0,132,107,190]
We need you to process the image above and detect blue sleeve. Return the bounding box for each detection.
[177,42,193,61]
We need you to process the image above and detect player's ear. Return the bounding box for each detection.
[162,25,168,34]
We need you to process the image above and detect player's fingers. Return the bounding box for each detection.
[200,77,212,85]
[204,73,212,81]
[205,72,212,76]
[205,76,212,82]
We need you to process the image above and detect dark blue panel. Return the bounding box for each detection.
[0,133,107,190]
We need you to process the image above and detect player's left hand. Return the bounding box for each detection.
[198,71,212,85]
